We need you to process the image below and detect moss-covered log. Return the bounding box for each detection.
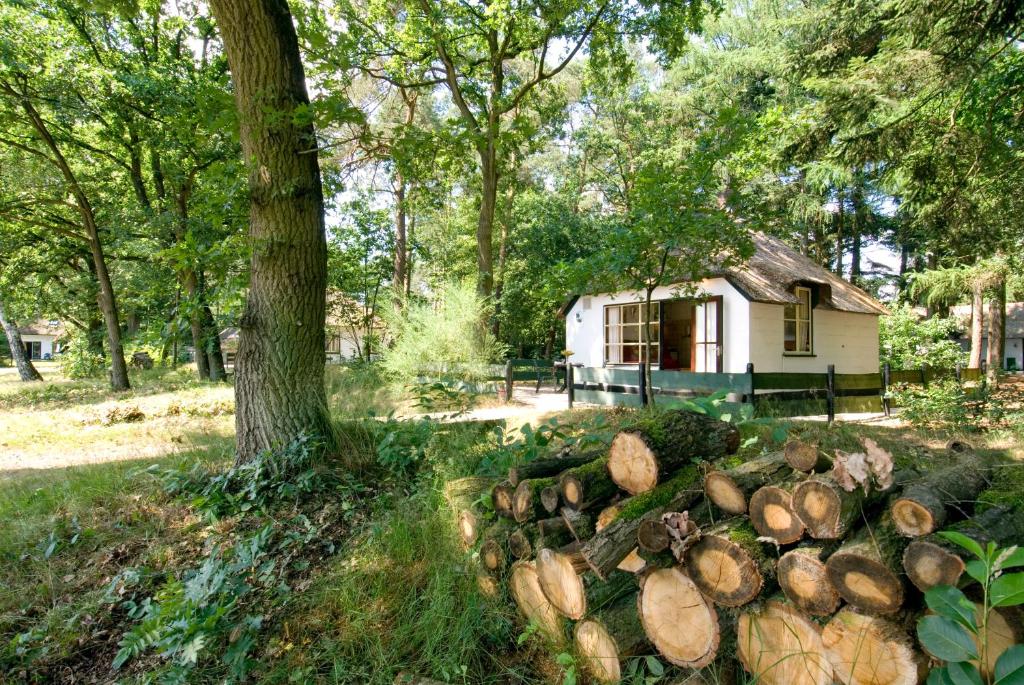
[512,476,560,523]
[581,468,703,579]
[737,600,833,685]
[492,480,514,519]
[509,560,565,644]
[703,451,789,515]
[638,567,721,669]
[821,608,921,685]
[575,592,648,684]
[783,439,831,472]
[777,545,840,616]
[903,504,1024,591]
[508,528,534,559]
[825,516,907,615]
[559,456,620,511]
[608,410,740,495]
[443,476,492,548]
[890,456,993,536]
[682,519,775,607]
[508,450,603,486]
[560,506,595,541]
[749,478,805,544]
[536,546,635,619]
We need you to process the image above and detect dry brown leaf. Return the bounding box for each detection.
[862,438,895,490]
[662,511,701,561]
[832,449,873,493]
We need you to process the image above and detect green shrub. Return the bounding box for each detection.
[892,380,976,432]
[56,335,106,379]
[880,305,966,370]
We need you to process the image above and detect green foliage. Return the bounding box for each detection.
[891,380,980,433]
[56,335,106,379]
[917,535,1024,685]
[382,280,507,381]
[475,412,617,478]
[880,306,966,370]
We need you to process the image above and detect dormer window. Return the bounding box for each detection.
[784,286,813,354]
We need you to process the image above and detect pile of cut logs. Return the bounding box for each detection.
[448,409,1022,685]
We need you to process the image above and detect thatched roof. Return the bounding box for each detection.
[18,319,64,336]
[950,302,1024,338]
[720,233,888,316]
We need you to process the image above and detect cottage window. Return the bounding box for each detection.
[784,286,813,354]
[604,302,660,365]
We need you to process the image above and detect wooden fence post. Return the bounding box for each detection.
[567,364,575,409]
[504,360,514,403]
[746,362,756,414]
[882,362,891,417]
[921,362,929,390]
[826,364,836,425]
[638,361,648,407]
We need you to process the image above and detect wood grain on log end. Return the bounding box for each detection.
[457,509,479,547]
[683,533,764,607]
[784,440,822,472]
[704,470,748,515]
[492,481,514,518]
[608,431,660,495]
[822,608,919,685]
[778,548,840,616]
[825,552,904,615]
[902,540,965,592]
[536,547,587,619]
[737,600,833,685]
[637,567,720,669]
[749,485,805,544]
[891,496,941,537]
[792,478,844,539]
[509,561,564,644]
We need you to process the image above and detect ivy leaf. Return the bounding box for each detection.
[925,586,977,632]
[918,615,978,662]
[990,573,1024,607]
[994,645,1024,685]
[940,531,986,560]
[947,661,984,685]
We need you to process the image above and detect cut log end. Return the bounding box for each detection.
[509,561,564,643]
[704,471,748,515]
[749,486,805,544]
[508,529,532,560]
[792,479,843,539]
[536,547,587,619]
[457,510,479,547]
[778,549,840,616]
[637,520,670,553]
[575,619,623,684]
[511,481,534,523]
[617,548,646,574]
[891,497,939,537]
[902,540,966,592]
[822,608,919,685]
[540,486,561,513]
[562,476,584,509]
[785,440,822,472]
[608,431,659,495]
[492,481,514,518]
[737,601,833,685]
[480,538,505,574]
[683,534,763,607]
[638,567,719,668]
[825,552,904,614]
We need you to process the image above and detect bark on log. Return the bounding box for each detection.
[793,470,915,540]
[559,457,619,511]
[890,457,993,536]
[581,468,703,579]
[608,410,740,495]
[560,507,595,541]
[512,476,559,523]
[703,451,789,515]
[903,504,1024,592]
[508,451,602,486]
[536,546,635,620]
[825,517,907,615]
[575,593,648,684]
[491,480,514,519]
[509,560,565,644]
[638,567,720,669]
[736,600,833,685]
[637,520,670,553]
[749,479,806,544]
[682,519,774,607]
[784,439,831,472]
[821,608,921,685]
[777,545,840,616]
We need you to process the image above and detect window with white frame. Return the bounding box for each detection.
[604,302,659,364]
[784,286,812,354]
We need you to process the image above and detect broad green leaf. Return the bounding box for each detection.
[918,615,978,662]
[947,661,984,685]
[925,586,977,632]
[990,573,1024,607]
[940,531,986,560]
[928,667,956,685]
[994,645,1024,685]
[965,560,988,585]
[645,655,664,676]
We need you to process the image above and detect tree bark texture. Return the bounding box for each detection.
[210,0,337,462]
[890,456,991,537]
[0,300,43,382]
[987,276,1005,376]
[969,283,984,369]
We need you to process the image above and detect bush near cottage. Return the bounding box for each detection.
[880,305,966,370]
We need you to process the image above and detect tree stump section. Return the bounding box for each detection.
[903,504,1024,592]
[784,439,830,472]
[749,481,805,544]
[821,608,920,685]
[637,567,720,668]
[825,519,906,614]
[777,546,840,616]
[890,457,991,536]
[791,474,866,540]
[737,600,833,685]
[508,451,602,486]
[575,593,648,684]
[682,520,772,607]
[492,481,514,519]
[536,546,634,620]
[559,457,619,511]
[703,451,789,515]
[607,410,740,495]
[512,476,559,523]
[509,561,565,644]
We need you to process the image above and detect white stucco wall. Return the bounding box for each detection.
[20,334,57,359]
[748,303,880,373]
[564,278,751,373]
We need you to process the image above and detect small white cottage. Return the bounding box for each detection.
[17,320,64,360]
[562,233,887,375]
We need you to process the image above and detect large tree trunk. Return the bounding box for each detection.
[987,275,1005,378]
[475,134,498,298]
[202,303,227,380]
[0,300,43,382]
[183,269,211,381]
[393,177,408,307]
[210,0,337,463]
[969,282,984,368]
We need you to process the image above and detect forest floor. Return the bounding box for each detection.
[0,364,1021,684]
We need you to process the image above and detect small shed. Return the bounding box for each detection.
[18,320,64,360]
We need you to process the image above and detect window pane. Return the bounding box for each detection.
[798,322,810,352]
[606,307,620,325]
[606,344,620,364]
[623,325,640,343]
[784,320,797,351]
[606,323,620,345]
[622,305,639,324]
[784,303,796,321]
[623,344,640,363]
